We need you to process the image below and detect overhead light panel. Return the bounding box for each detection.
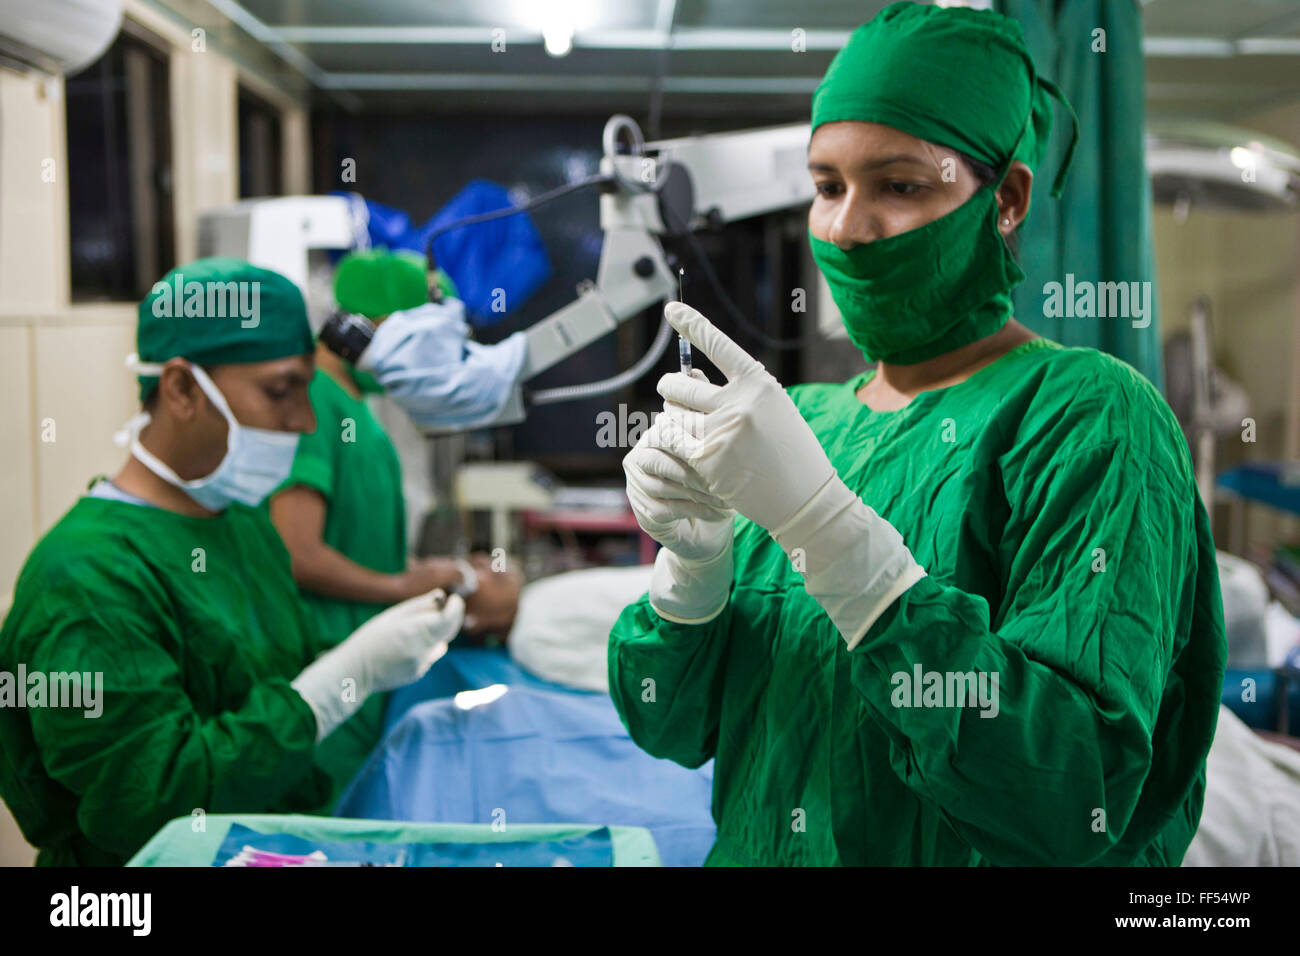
[1147,119,1300,213]
[518,0,596,57]
[544,20,573,57]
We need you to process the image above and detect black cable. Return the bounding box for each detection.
[418,164,803,352]
[422,172,614,267]
[659,199,805,351]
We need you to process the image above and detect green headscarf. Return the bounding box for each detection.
[807,2,1079,365]
[811,1,1077,198]
[334,249,443,319]
[136,258,314,401]
[333,250,447,394]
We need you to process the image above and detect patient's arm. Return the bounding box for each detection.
[270,484,461,604]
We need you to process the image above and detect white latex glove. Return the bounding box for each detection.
[292,590,465,741]
[624,389,736,624]
[655,302,838,532]
[656,302,926,647]
[356,301,527,430]
[357,300,472,377]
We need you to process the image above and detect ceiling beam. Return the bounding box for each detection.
[1146,36,1300,56]
[270,26,854,51]
[320,73,820,94]
[201,0,1300,115]
[201,0,360,108]
[261,23,1300,57]
[203,0,330,84]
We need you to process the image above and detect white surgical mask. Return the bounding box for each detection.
[117,355,299,512]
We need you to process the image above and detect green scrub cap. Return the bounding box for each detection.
[136,258,314,401]
[334,249,432,319]
[811,1,1078,198]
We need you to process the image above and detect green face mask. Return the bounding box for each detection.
[347,364,385,395]
[809,183,1026,365]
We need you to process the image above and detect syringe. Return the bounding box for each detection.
[677,267,692,374]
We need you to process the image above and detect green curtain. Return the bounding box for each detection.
[997,0,1164,392]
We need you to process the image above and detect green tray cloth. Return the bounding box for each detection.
[127,814,660,867]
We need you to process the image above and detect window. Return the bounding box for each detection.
[238,88,282,198]
[65,24,174,302]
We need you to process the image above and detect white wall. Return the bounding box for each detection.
[0,0,311,866]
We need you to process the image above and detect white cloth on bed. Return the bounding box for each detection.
[1184,705,1300,866]
[508,564,654,693]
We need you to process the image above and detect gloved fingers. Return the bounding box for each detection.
[658,403,709,440]
[625,439,707,491]
[627,442,714,497]
[632,470,728,510]
[390,595,464,666]
[625,457,696,510]
[664,301,762,383]
[628,482,729,525]
[357,589,444,634]
[651,412,707,465]
[666,499,732,522]
[635,408,701,451]
[435,592,466,637]
[624,483,676,536]
[386,588,452,620]
[657,371,722,414]
[387,591,466,644]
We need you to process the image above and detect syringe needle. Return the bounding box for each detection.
[676,267,692,374]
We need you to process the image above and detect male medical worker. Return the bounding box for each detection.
[0,258,462,865]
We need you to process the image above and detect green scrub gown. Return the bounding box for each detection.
[609,337,1227,866]
[278,368,408,803]
[0,497,333,866]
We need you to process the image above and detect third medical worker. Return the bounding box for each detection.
[270,250,521,798]
[612,2,1227,865]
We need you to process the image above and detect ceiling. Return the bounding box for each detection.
[176,0,1300,127]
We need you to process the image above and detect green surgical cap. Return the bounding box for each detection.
[136,258,314,401]
[811,1,1078,198]
[334,249,431,319]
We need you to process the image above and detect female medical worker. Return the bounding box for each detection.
[271,250,521,796]
[0,259,463,866]
[610,2,1227,866]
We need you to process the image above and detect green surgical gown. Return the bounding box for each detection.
[609,337,1227,866]
[277,368,408,802]
[0,496,337,866]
